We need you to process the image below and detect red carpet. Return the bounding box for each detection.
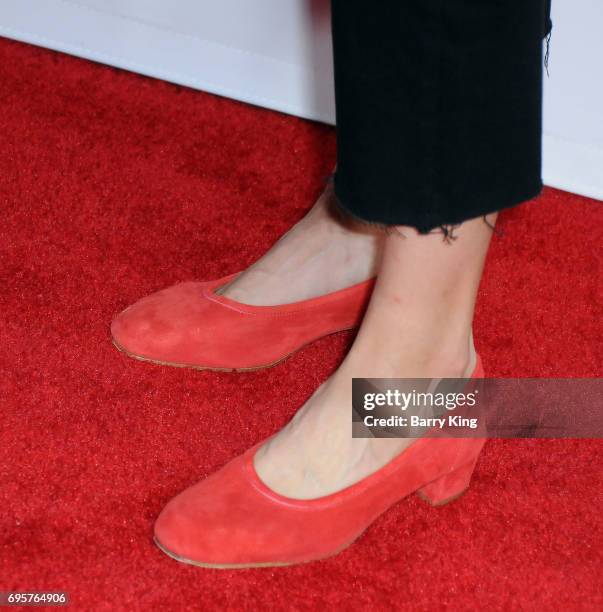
[1,38,601,610]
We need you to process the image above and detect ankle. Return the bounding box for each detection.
[349,329,475,379]
[421,345,476,378]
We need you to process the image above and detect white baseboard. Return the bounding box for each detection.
[543,134,603,201]
[0,0,336,123]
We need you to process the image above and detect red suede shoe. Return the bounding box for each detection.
[154,359,485,568]
[111,274,375,371]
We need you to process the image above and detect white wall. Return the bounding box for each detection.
[541,1,603,201]
[1,0,601,201]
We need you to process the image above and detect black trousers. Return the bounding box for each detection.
[331,1,553,232]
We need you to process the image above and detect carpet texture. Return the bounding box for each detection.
[1,38,601,611]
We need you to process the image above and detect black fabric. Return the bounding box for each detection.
[331,1,553,231]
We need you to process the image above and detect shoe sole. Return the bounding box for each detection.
[112,327,355,373]
[153,535,358,570]
[153,487,468,569]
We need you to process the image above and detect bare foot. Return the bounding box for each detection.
[253,213,494,499]
[253,336,475,500]
[218,185,383,305]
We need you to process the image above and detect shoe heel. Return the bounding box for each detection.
[417,459,479,507]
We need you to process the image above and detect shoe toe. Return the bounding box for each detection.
[154,498,204,563]
[111,283,203,363]
[153,481,240,567]
[153,452,277,567]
